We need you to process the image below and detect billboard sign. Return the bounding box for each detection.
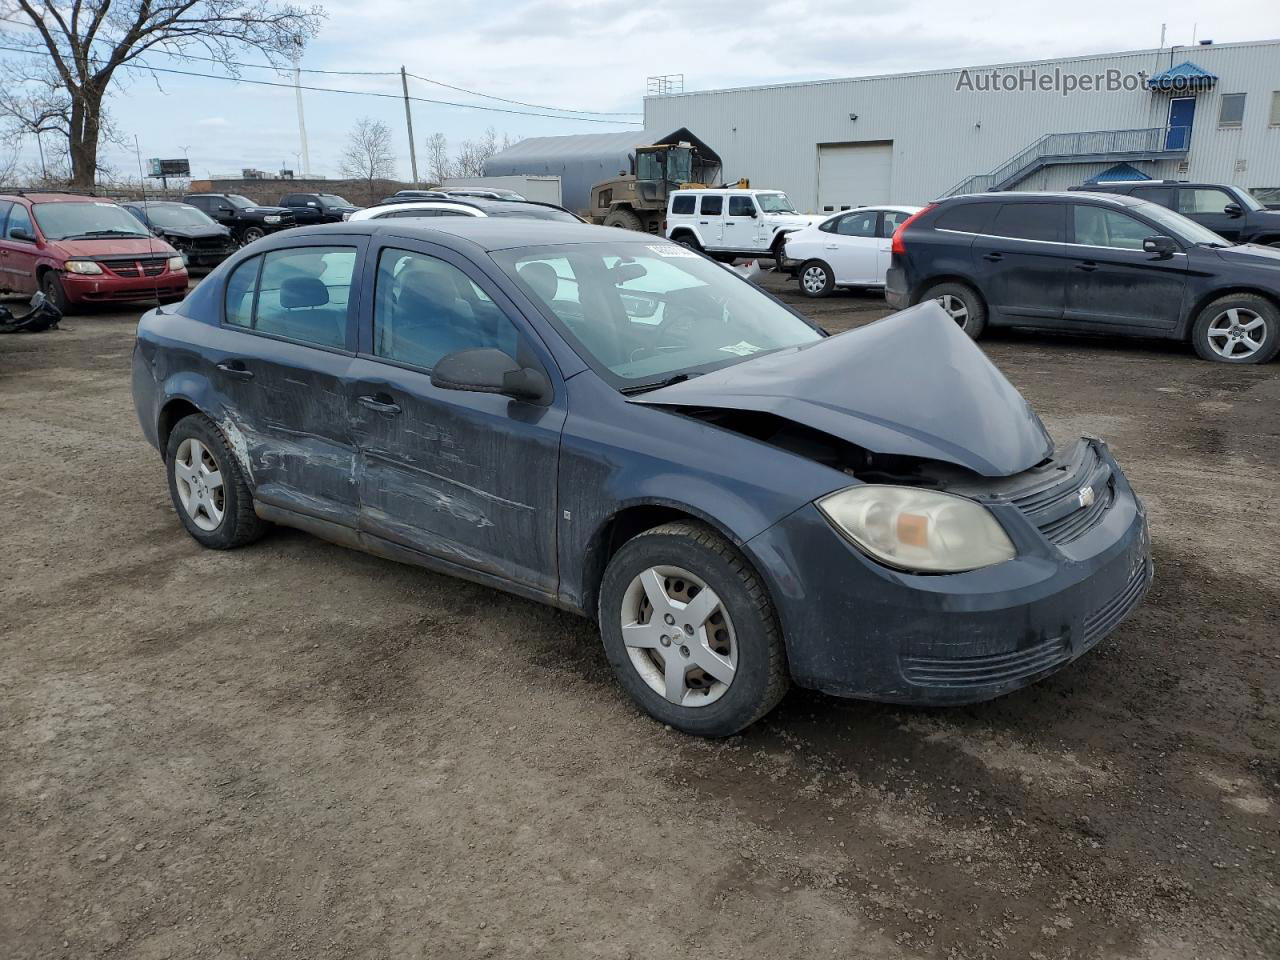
[148,158,191,178]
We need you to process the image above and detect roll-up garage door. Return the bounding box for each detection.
[817,141,894,213]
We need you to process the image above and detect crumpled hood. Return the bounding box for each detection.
[157,224,233,241]
[630,300,1054,477]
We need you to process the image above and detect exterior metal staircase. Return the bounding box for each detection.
[944,126,1190,196]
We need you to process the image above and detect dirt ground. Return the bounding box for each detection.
[2,271,1277,960]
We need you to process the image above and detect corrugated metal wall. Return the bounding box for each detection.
[644,41,1280,210]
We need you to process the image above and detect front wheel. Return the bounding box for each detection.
[598,521,788,737]
[798,260,834,298]
[40,271,71,314]
[921,281,987,339]
[602,208,644,232]
[240,226,266,244]
[1190,294,1279,364]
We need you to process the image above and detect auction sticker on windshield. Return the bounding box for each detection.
[647,244,699,259]
[720,341,762,356]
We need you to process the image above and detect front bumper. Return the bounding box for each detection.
[745,442,1152,704]
[63,270,188,304]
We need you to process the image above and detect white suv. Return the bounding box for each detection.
[665,189,821,262]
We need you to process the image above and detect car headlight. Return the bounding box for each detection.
[341,211,352,221]
[264,215,281,224]
[166,256,185,272]
[64,259,103,275]
[817,485,1015,573]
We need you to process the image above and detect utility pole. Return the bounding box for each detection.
[401,66,419,186]
[292,41,311,177]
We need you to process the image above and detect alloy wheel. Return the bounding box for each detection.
[1206,307,1266,359]
[620,565,737,707]
[936,293,970,329]
[802,265,828,295]
[173,437,225,531]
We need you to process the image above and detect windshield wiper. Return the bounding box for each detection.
[619,371,703,395]
[65,229,148,239]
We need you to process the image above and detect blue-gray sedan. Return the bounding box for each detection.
[131,219,1152,736]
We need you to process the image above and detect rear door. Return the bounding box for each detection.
[824,209,881,284]
[698,194,724,248]
[970,201,1070,324]
[1174,187,1243,241]
[1064,203,1187,334]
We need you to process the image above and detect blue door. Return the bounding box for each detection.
[1166,98,1195,150]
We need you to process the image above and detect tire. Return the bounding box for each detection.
[770,235,791,272]
[1190,294,1280,364]
[165,413,265,549]
[671,232,702,252]
[40,270,71,315]
[598,521,788,737]
[240,226,266,244]
[921,281,987,339]
[798,260,835,298]
[602,208,643,232]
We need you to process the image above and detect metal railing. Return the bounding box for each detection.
[945,126,1190,196]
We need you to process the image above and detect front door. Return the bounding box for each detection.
[212,240,364,526]
[349,241,565,596]
[3,203,40,295]
[970,201,1070,323]
[825,209,881,284]
[725,195,759,252]
[1064,204,1187,334]
[1174,186,1245,241]
[1166,98,1195,150]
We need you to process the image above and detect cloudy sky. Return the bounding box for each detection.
[2,0,1278,182]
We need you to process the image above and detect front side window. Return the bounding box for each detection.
[226,195,256,209]
[671,195,695,215]
[727,196,756,217]
[1218,93,1246,126]
[6,203,35,240]
[319,195,352,206]
[373,249,518,370]
[1072,206,1152,250]
[699,195,723,216]
[989,202,1065,243]
[1177,188,1236,215]
[497,241,821,387]
[223,246,355,348]
[31,201,148,241]
[0,200,13,235]
[835,211,877,238]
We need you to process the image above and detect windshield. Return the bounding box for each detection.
[1135,201,1231,246]
[32,201,150,240]
[226,195,256,208]
[143,204,217,229]
[495,241,822,387]
[756,192,797,214]
[318,194,352,206]
[1235,189,1263,212]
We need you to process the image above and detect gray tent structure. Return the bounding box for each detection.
[484,128,719,213]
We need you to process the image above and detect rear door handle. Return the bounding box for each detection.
[358,394,402,416]
[216,360,254,381]
[824,244,839,250]
[982,252,1003,262]
[1076,261,1098,272]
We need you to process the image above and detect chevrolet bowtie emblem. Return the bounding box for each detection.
[1078,485,1096,508]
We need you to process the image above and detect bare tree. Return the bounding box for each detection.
[452,127,520,178]
[424,131,451,184]
[340,117,396,197]
[1,1,324,186]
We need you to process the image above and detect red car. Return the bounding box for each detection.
[0,192,189,312]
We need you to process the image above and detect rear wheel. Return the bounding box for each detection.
[165,414,265,549]
[799,260,834,298]
[921,281,987,339]
[672,232,702,252]
[602,208,643,232]
[1190,294,1279,364]
[40,270,71,314]
[598,522,788,737]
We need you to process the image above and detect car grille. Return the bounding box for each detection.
[902,636,1069,687]
[97,256,170,278]
[1010,444,1114,545]
[187,237,234,251]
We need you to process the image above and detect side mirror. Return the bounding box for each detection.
[1143,235,1177,259]
[749,208,758,218]
[8,227,36,243]
[1223,203,1243,218]
[430,348,551,405]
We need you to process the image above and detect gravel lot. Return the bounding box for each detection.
[2,271,1277,959]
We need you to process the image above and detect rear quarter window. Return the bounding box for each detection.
[671,195,695,215]
[933,203,995,234]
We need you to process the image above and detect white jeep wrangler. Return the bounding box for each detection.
[664,189,820,262]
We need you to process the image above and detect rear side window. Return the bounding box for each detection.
[989,202,1065,242]
[699,195,722,216]
[880,209,915,237]
[671,195,695,215]
[727,196,756,217]
[223,246,356,348]
[933,202,994,234]
[1127,185,1173,207]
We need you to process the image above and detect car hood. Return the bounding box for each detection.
[1213,241,1280,266]
[240,205,291,216]
[156,224,232,240]
[629,300,1054,477]
[764,213,824,229]
[48,236,178,258]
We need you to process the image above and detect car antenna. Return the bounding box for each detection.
[134,134,163,304]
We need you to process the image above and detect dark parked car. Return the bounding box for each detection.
[1070,181,1280,246]
[886,191,1280,364]
[441,187,527,201]
[132,219,1151,736]
[182,193,295,244]
[123,201,238,268]
[378,190,450,204]
[278,192,361,225]
[349,196,584,223]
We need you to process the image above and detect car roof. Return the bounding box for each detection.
[941,190,1142,207]
[357,201,485,217]
[273,218,650,253]
[127,200,192,207]
[1,192,115,204]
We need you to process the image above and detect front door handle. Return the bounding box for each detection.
[982,252,1003,262]
[1076,261,1098,272]
[358,394,402,416]
[825,244,840,250]
[216,360,254,381]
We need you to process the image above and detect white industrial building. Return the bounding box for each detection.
[642,39,1280,212]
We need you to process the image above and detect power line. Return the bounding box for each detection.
[0,41,644,124]
[0,14,642,117]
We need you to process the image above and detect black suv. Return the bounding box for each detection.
[123,201,238,268]
[886,191,1280,364]
[182,193,295,244]
[277,192,361,225]
[1070,181,1280,247]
